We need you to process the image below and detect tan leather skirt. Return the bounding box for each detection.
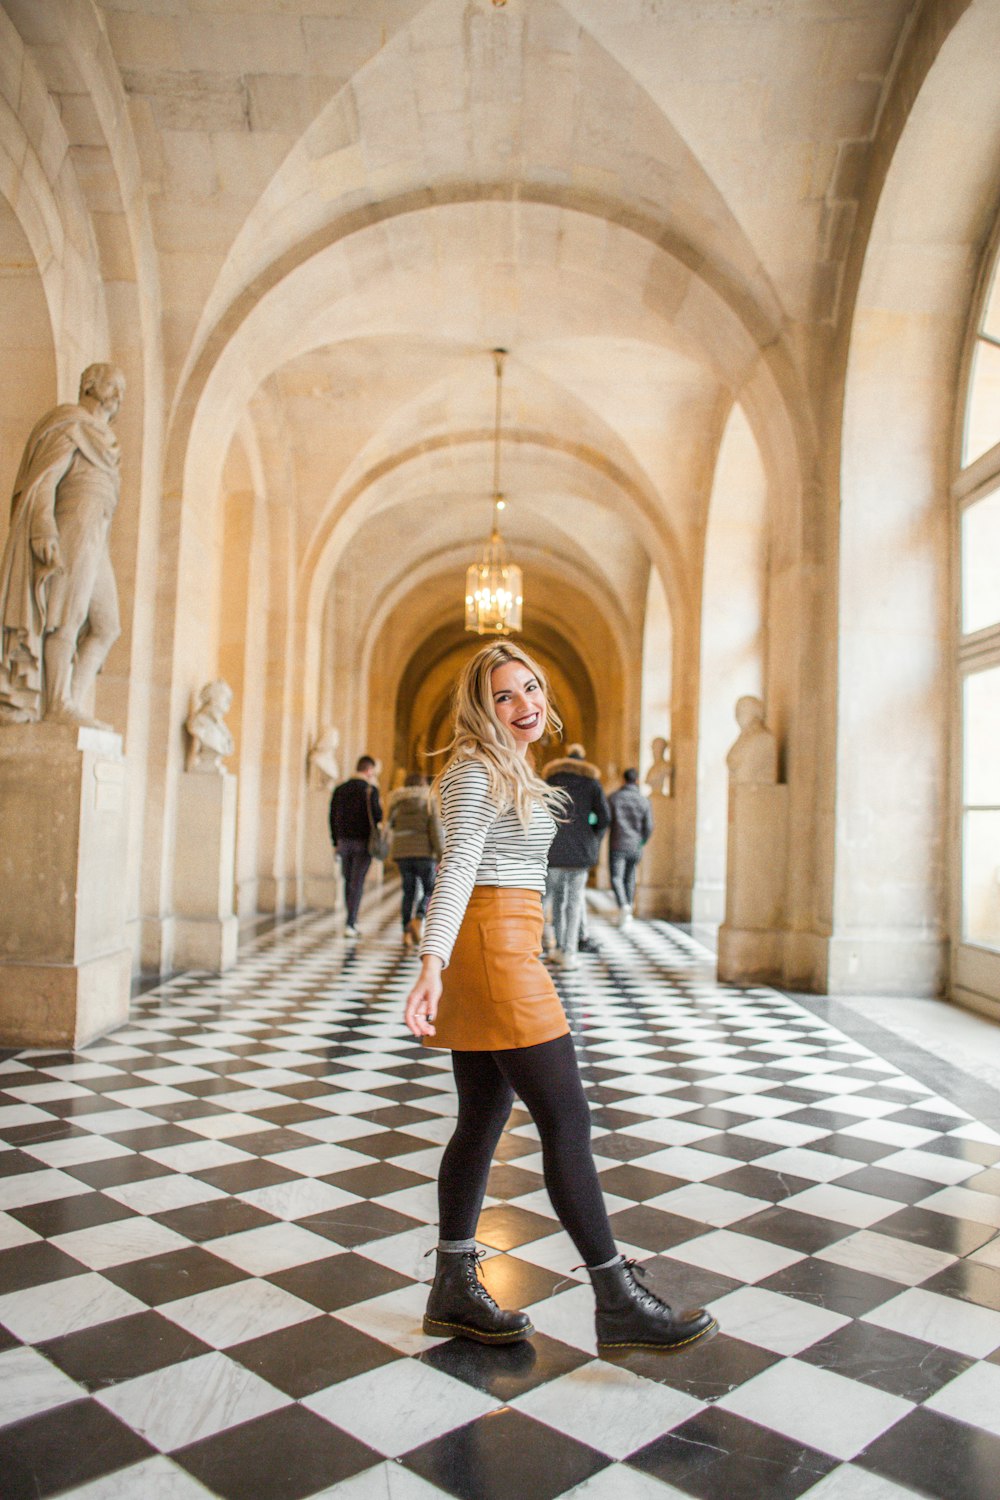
[425,887,569,1052]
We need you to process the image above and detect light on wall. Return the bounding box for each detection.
[464,349,524,636]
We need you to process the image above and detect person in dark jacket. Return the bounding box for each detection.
[608,767,653,926]
[387,774,445,948]
[542,745,610,968]
[329,755,382,937]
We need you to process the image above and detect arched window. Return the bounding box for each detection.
[954,220,1000,1018]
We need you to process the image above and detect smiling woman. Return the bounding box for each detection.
[402,641,717,1354]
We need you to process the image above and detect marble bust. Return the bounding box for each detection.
[308,725,341,790]
[186,679,234,773]
[645,736,672,796]
[726,695,778,784]
[0,363,126,728]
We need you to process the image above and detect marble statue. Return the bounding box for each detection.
[645,736,672,796]
[186,679,234,773]
[308,724,341,790]
[726,695,779,784]
[0,363,126,728]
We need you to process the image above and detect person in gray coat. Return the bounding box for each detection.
[387,774,445,947]
[608,768,653,926]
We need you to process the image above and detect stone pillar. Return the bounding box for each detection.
[0,724,131,1048]
[303,786,341,910]
[718,783,789,984]
[173,771,238,972]
[634,793,685,917]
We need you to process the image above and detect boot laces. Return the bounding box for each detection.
[467,1248,500,1307]
[624,1259,673,1314]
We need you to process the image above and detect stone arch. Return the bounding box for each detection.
[834,0,1000,996]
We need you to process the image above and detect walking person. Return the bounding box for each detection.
[403,643,715,1353]
[609,767,653,927]
[387,773,444,948]
[542,744,610,969]
[329,755,382,937]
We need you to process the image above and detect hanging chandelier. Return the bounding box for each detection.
[464,349,524,636]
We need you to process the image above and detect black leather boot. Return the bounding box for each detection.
[423,1250,533,1344]
[590,1258,716,1352]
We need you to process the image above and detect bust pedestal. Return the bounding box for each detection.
[0,723,131,1048]
[303,786,341,910]
[717,783,788,984]
[173,770,238,972]
[634,794,687,918]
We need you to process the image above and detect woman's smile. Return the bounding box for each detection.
[491,661,547,751]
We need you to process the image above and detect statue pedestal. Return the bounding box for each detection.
[0,723,131,1048]
[634,794,687,918]
[303,786,341,910]
[173,771,238,972]
[718,783,788,984]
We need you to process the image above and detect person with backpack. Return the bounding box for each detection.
[608,766,654,926]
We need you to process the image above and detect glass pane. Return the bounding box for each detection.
[963,809,1000,949]
[964,338,1000,466]
[964,665,1000,807]
[962,488,1000,634]
[983,259,1000,341]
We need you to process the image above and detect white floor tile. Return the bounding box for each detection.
[0,1168,93,1211]
[814,1229,957,1285]
[57,1456,217,1498]
[237,1177,355,1220]
[305,1355,500,1457]
[863,1287,1000,1358]
[753,1148,860,1183]
[512,1358,703,1457]
[801,1463,938,1499]
[0,1345,84,1427]
[708,1285,849,1355]
[51,1217,190,1270]
[717,1357,912,1460]
[781,1184,899,1228]
[310,1461,447,1499]
[511,1281,597,1354]
[22,1136,133,1168]
[666,1229,804,1283]
[161,1277,318,1346]
[96,1350,289,1451]
[334,1283,447,1355]
[201,1222,336,1275]
[102,1174,225,1215]
[918,1185,1000,1229]
[924,1360,1000,1438]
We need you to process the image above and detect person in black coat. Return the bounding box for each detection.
[329,755,382,936]
[542,745,610,968]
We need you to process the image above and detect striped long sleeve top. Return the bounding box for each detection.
[419,756,558,967]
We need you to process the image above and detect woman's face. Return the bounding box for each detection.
[490,660,547,753]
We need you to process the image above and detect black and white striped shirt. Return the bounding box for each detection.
[420,756,557,967]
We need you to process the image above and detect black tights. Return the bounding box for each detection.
[438,1033,617,1267]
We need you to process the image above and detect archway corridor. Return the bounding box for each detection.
[1,887,999,1496]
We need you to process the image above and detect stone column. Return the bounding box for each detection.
[173,770,238,972]
[303,786,341,910]
[634,792,681,917]
[717,696,787,984]
[0,724,131,1048]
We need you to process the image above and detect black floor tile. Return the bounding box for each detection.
[479,1252,583,1311]
[174,1402,381,1499]
[687,1132,778,1163]
[875,1205,997,1257]
[475,1204,561,1250]
[606,1204,703,1253]
[0,1398,154,1499]
[194,1158,300,1194]
[629,1405,837,1499]
[617,1331,780,1401]
[64,1154,174,1189]
[857,1406,1000,1500]
[268,1251,412,1310]
[0,1240,86,1293]
[708,1164,814,1201]
[485,1162,546,1200]
[596,1164,686,1201]
[103,1245,249,1304]
[153,1195,279,1242]
[738,1206,854,1256]
[228,1312,399,1395]
[39,1309,212,1389]
[799,1319,974,1400]
[404,1406,610,1500]
[323,1161,430,1198]
[921,1258,1000,1313]
[836,1164,943,1204]
[757,1257,901,1317]
[419,1330,588,1400]
[297,1201,424,1246]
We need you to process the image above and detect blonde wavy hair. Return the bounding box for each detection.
[435,642,568,828]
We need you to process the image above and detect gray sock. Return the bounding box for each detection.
[437,1238,477,1254]
[587,1254,623,1273]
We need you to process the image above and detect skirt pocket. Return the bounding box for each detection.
[478,915,547,1005]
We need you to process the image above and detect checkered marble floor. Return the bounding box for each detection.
[2,893,1000,1500]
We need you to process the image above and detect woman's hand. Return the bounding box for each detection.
[404,956,443,1038]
